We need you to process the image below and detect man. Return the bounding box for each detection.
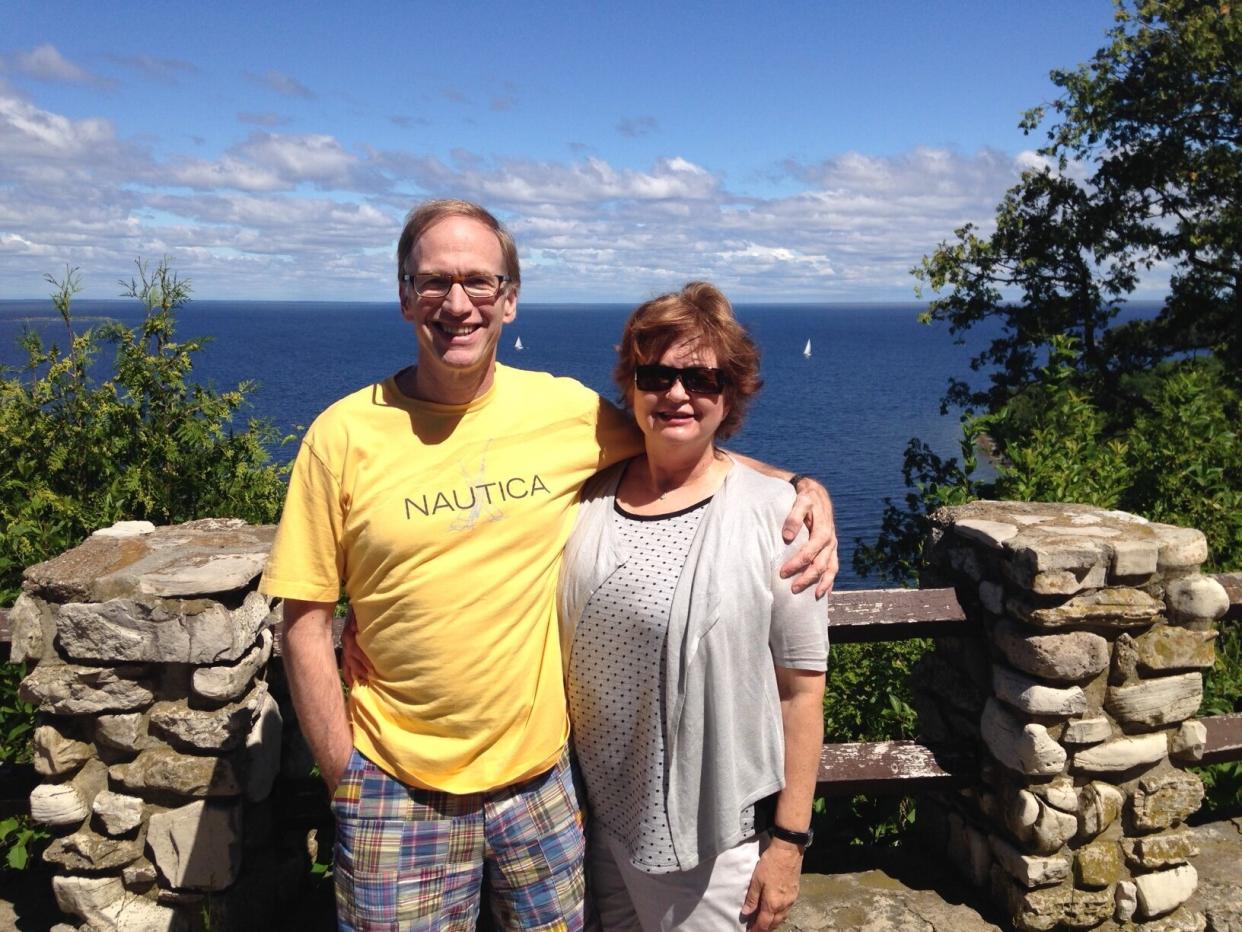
[260,199,837,930]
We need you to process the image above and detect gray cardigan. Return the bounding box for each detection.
[558,459,828,869]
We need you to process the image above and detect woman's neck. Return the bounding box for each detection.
[619,444,731,515]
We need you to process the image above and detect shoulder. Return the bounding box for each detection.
[723,461,796,517]
[497,365,600,407]
[300,381,387,450]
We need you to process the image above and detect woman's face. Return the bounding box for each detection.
[632,339,730,452]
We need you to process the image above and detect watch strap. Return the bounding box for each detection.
[770,823,813,848]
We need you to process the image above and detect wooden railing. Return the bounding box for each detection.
[2,574,1240,805]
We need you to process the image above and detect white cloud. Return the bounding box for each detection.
[9,44,111,87]
[1,86,1118,302]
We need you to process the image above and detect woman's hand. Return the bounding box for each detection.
[778,475,838,598]
[339,607,374,687]
[742,839,803,930]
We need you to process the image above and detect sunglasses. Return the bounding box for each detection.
[634,364,728,395]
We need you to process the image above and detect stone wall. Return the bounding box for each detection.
[8,518,302,931]
[914,501,1229,932]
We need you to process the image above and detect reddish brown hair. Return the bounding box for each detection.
[613,281,762,439]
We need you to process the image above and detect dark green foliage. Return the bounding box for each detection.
[0,259,289,605]
[858,0,1242,818]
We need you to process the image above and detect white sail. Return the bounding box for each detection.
[802,339,811,358]
[515,336,524,350]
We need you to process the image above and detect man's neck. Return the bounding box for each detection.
[398,362,498,405]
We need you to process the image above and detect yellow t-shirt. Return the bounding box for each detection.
[260,364,639,793]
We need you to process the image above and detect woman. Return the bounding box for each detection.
[558,282,827,932]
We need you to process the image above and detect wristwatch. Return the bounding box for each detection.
[789,473,810,489]
[770,823,814,849]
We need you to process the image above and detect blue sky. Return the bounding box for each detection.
[2,1,1130,302]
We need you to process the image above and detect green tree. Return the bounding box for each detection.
[0,259,289,603]
[858,0,1242,813]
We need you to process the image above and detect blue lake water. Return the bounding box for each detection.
[0,298,990,590]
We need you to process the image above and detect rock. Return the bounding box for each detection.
[1135,864,1198,919]
[30,782,89,827]
[948,546,985,581]
[110,747,242,797]
[1060,886,1117,929]
[1075,838,1122,888]
[93,520,156,538]
[1010,587,1163,628]
[980,581,1005,614]
[52,874,125,919]
[993,666,1087,717]
[54,590,271,664]
[1149,524,1209,571]
[1144,908,1207,932]
[29,758,107,827]
[245,688,283,801]
[20,661,154,715]
[1112,632,1139,684]
[94,712,148,752]
[1072,733,1166,774]
[1063,718,1112,745]
[123,858,158,886]
[95,894,184,931]
[147,799,242,891]
[992,866,1070,931]
[1110,537,1159,578]
[1135,626,1217,672]
[1169,720,1208,762]
[192,627,273,703]
[7,593,56,663]
[1078,782,1124,839]
[981,699,1066,777]
[945,813,990,887]
[92,790,145,836]
[991,620,1109,683]
[1131,770,1204,831]
[1121,829,1199,869]
[1164,575,1229,622]
[148,683,270,752]
[1106,672,1202,728]
[22,517,275,603]
[988,834,1069,888]
[1116,880,1138,922]
[1003,787,1078,855]
[1032,775,1078,813]
[1005,538,1110,597]
[44,827,145,871]
[954,519,1019,549]
[32,723,94,777]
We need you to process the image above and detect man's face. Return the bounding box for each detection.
[399,215,517,395]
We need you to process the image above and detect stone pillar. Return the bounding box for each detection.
[914,501,1227,932]
[9,519,284,931]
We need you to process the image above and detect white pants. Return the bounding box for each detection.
[588,828,764,931]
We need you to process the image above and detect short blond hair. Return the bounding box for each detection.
[395,199,520,285]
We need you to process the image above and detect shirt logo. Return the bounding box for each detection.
[405,474,550,525]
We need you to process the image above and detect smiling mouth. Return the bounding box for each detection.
[657,411,695,421]
[433,322,479,338]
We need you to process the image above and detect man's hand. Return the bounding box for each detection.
[742,839,803,930]
[339,607,374,688]
[778,476,838,597]
[282,599,355,794]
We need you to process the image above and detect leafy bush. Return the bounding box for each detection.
[0,259,289,604]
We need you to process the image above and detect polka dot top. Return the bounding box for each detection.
[566,496,755,874]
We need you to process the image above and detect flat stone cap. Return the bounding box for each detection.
[23,518,276,603]
[930,501,1206,592]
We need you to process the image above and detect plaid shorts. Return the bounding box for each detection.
[332,745,592,931]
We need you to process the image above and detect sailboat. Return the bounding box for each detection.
[514,336,524,351]
[802,339,811,358]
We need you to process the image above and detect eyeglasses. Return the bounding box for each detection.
[400,272,513,301]
[634,364,728,395]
